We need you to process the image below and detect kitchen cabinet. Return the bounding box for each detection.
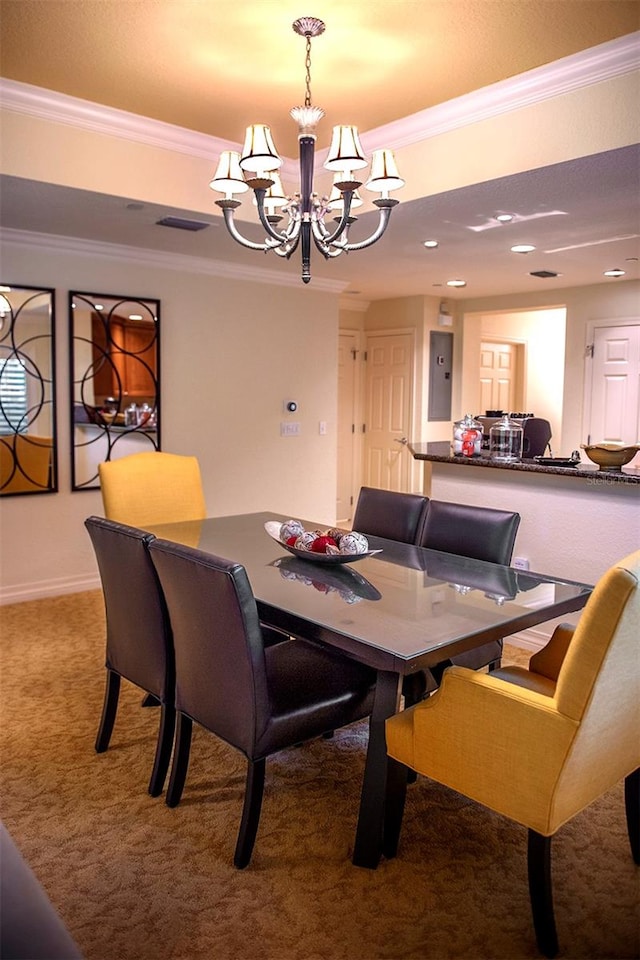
[91,312,157,402]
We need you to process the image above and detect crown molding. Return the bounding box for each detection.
[1,32,637,168]
[355,31,640,155]
[0,228,348,294]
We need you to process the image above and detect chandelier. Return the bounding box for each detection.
[209,16,404,284]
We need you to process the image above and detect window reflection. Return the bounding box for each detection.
[0,285,57,496]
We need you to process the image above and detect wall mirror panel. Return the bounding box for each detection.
[0,284,57,496]
[70,291,160,490]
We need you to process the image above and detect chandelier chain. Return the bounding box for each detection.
[304,36,313,108]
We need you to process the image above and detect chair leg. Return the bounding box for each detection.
[95,670,120,753]
[527,829,558,958]
[148,703,176,798]
[165,713,192,808]
[382,757,409,859]
[625,767,640,864]
[234,759,266,869]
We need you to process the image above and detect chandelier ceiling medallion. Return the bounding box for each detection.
[210,16,404,284]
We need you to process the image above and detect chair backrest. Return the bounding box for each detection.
[552,550,640,822]
[522,417,553,458]
[148,538,268,755]
[0,434,52,493]
[352,487,429,544]
[98,451,206,527]
[416,499,520,564]
[84,516,173,700]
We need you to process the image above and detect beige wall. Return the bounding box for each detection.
[0,238,340,602]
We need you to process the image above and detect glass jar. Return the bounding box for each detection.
[452,413,483,458]
[489,414,523,462]
[124,403,138,427]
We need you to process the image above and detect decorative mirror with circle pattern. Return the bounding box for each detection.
[0,284,57,496]
[70,291,160,491]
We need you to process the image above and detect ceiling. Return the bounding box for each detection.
[1,0,639,301]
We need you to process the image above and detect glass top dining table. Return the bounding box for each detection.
[148,511,593,868]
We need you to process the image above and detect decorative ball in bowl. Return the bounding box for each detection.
[580,442,640,472]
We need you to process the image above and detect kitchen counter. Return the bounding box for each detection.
[409,441,640,484]
[407,441,639,639]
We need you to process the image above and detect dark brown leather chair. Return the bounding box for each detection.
[416,499,521,678]
[352,486,429,544]
[84,516,175,797]
[148,538,376,869]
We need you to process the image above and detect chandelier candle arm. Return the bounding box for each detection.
[208,16,403,283]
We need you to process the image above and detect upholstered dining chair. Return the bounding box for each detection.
[98,451,206,527]
[384,549,640,958]
[416,499,521,682]
[148,537,376,869]
[352,486,429,544]
[84,516,175,797]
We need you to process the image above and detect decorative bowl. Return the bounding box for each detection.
[264,520,381,565]
[580,442,640,472]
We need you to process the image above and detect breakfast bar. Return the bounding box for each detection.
[409,442,639,608]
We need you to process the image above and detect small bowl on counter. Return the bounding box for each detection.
[580,442,640,472]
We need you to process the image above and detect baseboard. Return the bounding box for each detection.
[0,574,101,606]
[505,625,552,652]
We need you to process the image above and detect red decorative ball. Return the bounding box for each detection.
[310,535,337,553]
[286,536,297,546]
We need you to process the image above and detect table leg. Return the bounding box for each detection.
[352,669,402,869]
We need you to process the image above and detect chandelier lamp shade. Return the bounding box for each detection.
[209,17,404,284]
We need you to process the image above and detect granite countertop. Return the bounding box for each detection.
[408,441,640,485]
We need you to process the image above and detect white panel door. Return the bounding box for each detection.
[363,333,414,491]
[588,323,640,444]
[479,341,516,412]
[337,334,357,525]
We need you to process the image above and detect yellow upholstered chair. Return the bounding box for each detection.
[384,549,640,958]
[98,451,206,528]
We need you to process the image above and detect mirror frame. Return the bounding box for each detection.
[0,283,57,496]
[69,291,161,491]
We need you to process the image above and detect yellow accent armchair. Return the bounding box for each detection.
[384,549,640,958]
[98,451,206,528]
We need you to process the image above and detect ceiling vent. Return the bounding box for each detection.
[156,217,210,232]
[529,270,559,278]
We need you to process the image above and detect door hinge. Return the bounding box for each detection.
[585,343,594,358]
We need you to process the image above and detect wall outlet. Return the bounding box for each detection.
[319,420,327,435]
[280,421,300,437]
[513,557,530,571]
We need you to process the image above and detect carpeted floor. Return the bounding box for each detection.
[0,590,638,960]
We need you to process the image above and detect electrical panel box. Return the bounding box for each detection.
[428,331,453,421]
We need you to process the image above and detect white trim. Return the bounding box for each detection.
[1,32,637,168]
[0,573,101,605]
[0,227,349,293]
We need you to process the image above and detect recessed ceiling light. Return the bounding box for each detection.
[423,240,439,248]
[495,214,513,222]
[511,244,536,253]
[447,279,467,288]
[603,268,625,277]
[94,304,104,311]
[128,314,143,321]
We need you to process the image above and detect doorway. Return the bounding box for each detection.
[583,319,640,444]
[362,331,414,492]
[479,340,525,414]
